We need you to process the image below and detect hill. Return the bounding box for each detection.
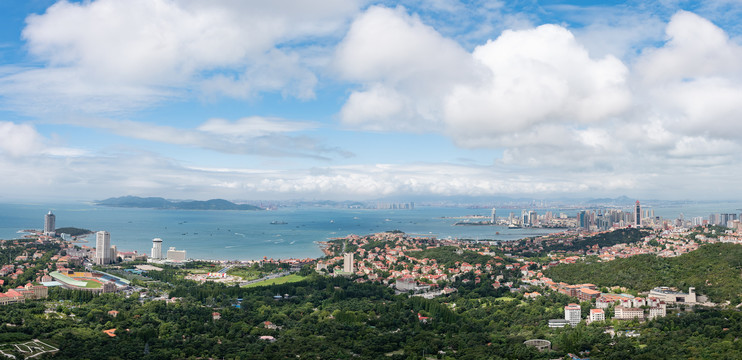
[96,196,262,211]
[543,243,742,303]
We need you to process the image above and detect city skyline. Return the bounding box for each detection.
[1,1,742,202]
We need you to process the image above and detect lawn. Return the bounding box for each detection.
[243,274,306,288]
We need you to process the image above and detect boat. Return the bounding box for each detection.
[270,221,288,225]
[508,224,522,229]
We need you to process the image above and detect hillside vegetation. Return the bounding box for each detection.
[544,243,742,303]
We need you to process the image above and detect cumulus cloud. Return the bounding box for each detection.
[0,121,83,157]
[0,0,362,114]
[335,6,479,131]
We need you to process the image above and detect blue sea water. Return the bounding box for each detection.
[0,201,739,261]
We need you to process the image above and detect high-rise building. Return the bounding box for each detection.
[491,208,496,224]
[564,303,581,326]
[44,211,56,236]
[95,231,112,265]
[151,238,163,259]
[343,252,354,273]
[635,201,642,227]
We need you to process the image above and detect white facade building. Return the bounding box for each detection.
[44,211,56,236]
[95,231,112,265]
[589,309,605,323]
[564,304,581,326]
[151,238,163,259]
[167,247,186,261]
[343,252,354,273]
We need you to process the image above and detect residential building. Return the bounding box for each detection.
[564,303,581,326]
[589,309,605,323]
[44,211,55,236]
[615,306,644,320]
[343,252,354,273]
[95,231,113,265]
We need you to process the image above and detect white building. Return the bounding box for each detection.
[615,306,644,320]
[151,238,163,259]
[564,303,581,326]
[589,308,605,323]
[95,231,113,265]
[648,287,697,304]
[167,247,187,261]
[596,297,612,309]
[343,252,354,273]
[648,306,667,319]
[44,211,56,236]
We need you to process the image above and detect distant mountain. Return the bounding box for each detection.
[96,196,262,210]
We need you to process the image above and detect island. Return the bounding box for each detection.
[95,196,262,210]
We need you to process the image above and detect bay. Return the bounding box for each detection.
[0,201,739,261]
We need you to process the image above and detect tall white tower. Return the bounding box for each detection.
[44,211,56,236]
[151,238,163,259]
[491,208,496,224]
[95,231,111,265]
[343,252,354,273]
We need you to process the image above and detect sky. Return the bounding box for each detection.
[1,0,742,202]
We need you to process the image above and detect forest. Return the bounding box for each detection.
[1,265,742,359]
[544,243,742,303]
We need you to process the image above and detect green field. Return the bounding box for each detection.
[81,279,102,288]
[242,274,306,288]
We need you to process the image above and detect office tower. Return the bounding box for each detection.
[635,201,641,227]
[491,208,496,224]
[343,252,354,273]
[578,210,589,230]
[565,303,581,326]
[95,231,112,265]
[44,211,55,236]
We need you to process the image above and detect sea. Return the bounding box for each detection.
[1,201,740,261]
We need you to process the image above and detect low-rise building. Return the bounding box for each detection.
[615,306,644,320]
[589,308,605,323]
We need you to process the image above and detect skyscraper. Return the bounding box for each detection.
[343,252,354,273]
[635,201,642,227]
[95,231,112,265]
[44,211,55,236]
[491,208,496,224]
[151,238,163,259]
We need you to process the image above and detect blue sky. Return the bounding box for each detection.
[0,0,741,202]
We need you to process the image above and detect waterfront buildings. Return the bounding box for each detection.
[151,238,163,259]
[167,247,187,261]
[95,231,113,265]
[44,211,55,236]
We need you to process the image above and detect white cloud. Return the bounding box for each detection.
[0,0,363,114]
[334,5,479,131]
[0,121,45,156]
[0,121,83,157]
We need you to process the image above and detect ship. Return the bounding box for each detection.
[270,220,288,225]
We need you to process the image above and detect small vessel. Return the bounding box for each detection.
[270,220,287,225]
